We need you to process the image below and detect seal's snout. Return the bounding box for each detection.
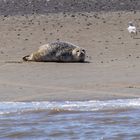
[79,52,85,57]
[23,55,30,61]
[79,49,86,57]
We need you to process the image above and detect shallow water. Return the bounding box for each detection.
[1,99,140,139]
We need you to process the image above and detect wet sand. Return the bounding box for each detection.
[0,11,140,101]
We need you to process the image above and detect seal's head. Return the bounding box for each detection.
[72,48,86,62]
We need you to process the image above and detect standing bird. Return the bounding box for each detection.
[127,22,137,38]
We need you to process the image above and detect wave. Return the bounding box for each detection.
[1,98,140,115]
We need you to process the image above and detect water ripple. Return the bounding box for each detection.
[0,98,140,115]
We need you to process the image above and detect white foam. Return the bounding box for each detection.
[0,98,140,114]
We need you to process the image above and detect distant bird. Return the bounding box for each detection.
[127,22,137,38]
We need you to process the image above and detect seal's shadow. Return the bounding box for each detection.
[56,61,91,63]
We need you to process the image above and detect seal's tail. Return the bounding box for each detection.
[22,55,30,61]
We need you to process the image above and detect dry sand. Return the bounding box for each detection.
[0,11,140,101]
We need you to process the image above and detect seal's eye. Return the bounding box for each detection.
[82,49,85,53]
[77,50,80,53]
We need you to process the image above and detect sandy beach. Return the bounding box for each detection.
[0,10,140,101]
[1,1,140,140]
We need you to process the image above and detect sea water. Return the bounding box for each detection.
[1,98,140,140]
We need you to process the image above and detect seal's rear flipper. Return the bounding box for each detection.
[23,55,30,61]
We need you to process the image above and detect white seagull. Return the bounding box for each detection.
[127,22,137,38]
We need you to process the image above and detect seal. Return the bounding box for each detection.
[23,41,86,62]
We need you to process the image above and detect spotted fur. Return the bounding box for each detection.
[23,41,86,62]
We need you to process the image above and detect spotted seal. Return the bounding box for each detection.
[23,41,86,62]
